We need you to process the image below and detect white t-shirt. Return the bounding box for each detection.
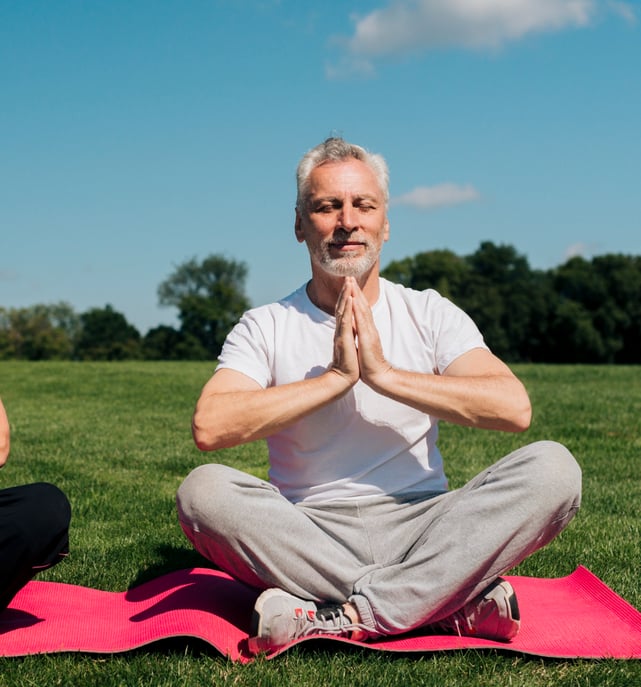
[217,278,488,503]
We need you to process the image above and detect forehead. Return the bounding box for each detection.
[307,158,383,199]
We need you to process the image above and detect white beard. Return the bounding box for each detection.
[311,241,379,278]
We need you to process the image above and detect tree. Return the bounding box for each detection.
[382,249,469,299]
[157,254,250,359]
[142,325,208,361]
[383,242,545,362]
[550,255,638,363]
[0,303,78,360]
[591,254,641,363]
[546,299,606,363]
[75,305,141,360]
[460,242,547,362]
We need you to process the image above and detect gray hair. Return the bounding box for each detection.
[295,137,389,210]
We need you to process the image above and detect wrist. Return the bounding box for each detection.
[325,367,357,396]
[364,363,395,394]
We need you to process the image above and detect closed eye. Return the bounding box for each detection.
[314,201,341,213]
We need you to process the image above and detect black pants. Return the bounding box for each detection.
[0,482,71,611]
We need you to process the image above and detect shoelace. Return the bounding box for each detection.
[448,614,469,637]
[302,605,350,637]
[297,605,370,639]
[437,603,482,637]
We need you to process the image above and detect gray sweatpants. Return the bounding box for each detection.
[176,440,581,636]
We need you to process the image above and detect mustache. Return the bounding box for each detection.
[326,231,368,246]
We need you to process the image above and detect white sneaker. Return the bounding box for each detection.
[248,588,372,654]
[434,578,520,641]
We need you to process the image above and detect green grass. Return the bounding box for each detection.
[1,361,640,686]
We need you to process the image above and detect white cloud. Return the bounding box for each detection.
[338,0,597,66]
[391,183,481,209]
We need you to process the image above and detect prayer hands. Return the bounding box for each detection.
[330,277,392,390]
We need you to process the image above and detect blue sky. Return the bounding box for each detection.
[1,0,639,334]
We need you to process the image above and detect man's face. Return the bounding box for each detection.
[295,158,389,279]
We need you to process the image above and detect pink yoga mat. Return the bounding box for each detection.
[1,566,640,662]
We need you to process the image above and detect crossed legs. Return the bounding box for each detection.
[177,440,581,636]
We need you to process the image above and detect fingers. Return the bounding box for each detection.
[345,278,392,386]
[334,279,353,330]
[331,279,359,384]
[331,278,391,389]
[347,278,374,339]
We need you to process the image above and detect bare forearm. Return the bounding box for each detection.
[368,367,532,432]
[192,370,351,450]
[0,400,10,466]
[347,280,530,431]
[0,436,8,466]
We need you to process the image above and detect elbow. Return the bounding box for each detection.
[191,411,222,451]
[508,397,532,433]
[192,399,249,450]
[0,438,9,467]
[511,409,532,433]
[192,407,245,451]
[498,377,532,433]
[193,432,214,452]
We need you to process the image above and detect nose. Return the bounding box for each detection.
[338,204,358,231]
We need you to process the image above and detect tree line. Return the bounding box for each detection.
[2,243,640,364]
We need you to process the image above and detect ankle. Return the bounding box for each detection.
[342,602,367,640]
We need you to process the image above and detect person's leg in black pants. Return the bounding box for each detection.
[0,482,71,611]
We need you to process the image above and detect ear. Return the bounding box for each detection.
[383,216,390,242]
[294,208,305,243]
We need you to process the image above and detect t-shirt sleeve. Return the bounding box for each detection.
[217,312,272,388]
[430,295,489,374]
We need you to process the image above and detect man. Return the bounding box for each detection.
[0,396,71,611]
[177,137,581,654]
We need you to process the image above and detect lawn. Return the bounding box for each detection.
[1,361,640,686]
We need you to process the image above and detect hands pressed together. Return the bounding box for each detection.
[330,277,393,393]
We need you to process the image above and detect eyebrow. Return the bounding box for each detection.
[311,193,380,204]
